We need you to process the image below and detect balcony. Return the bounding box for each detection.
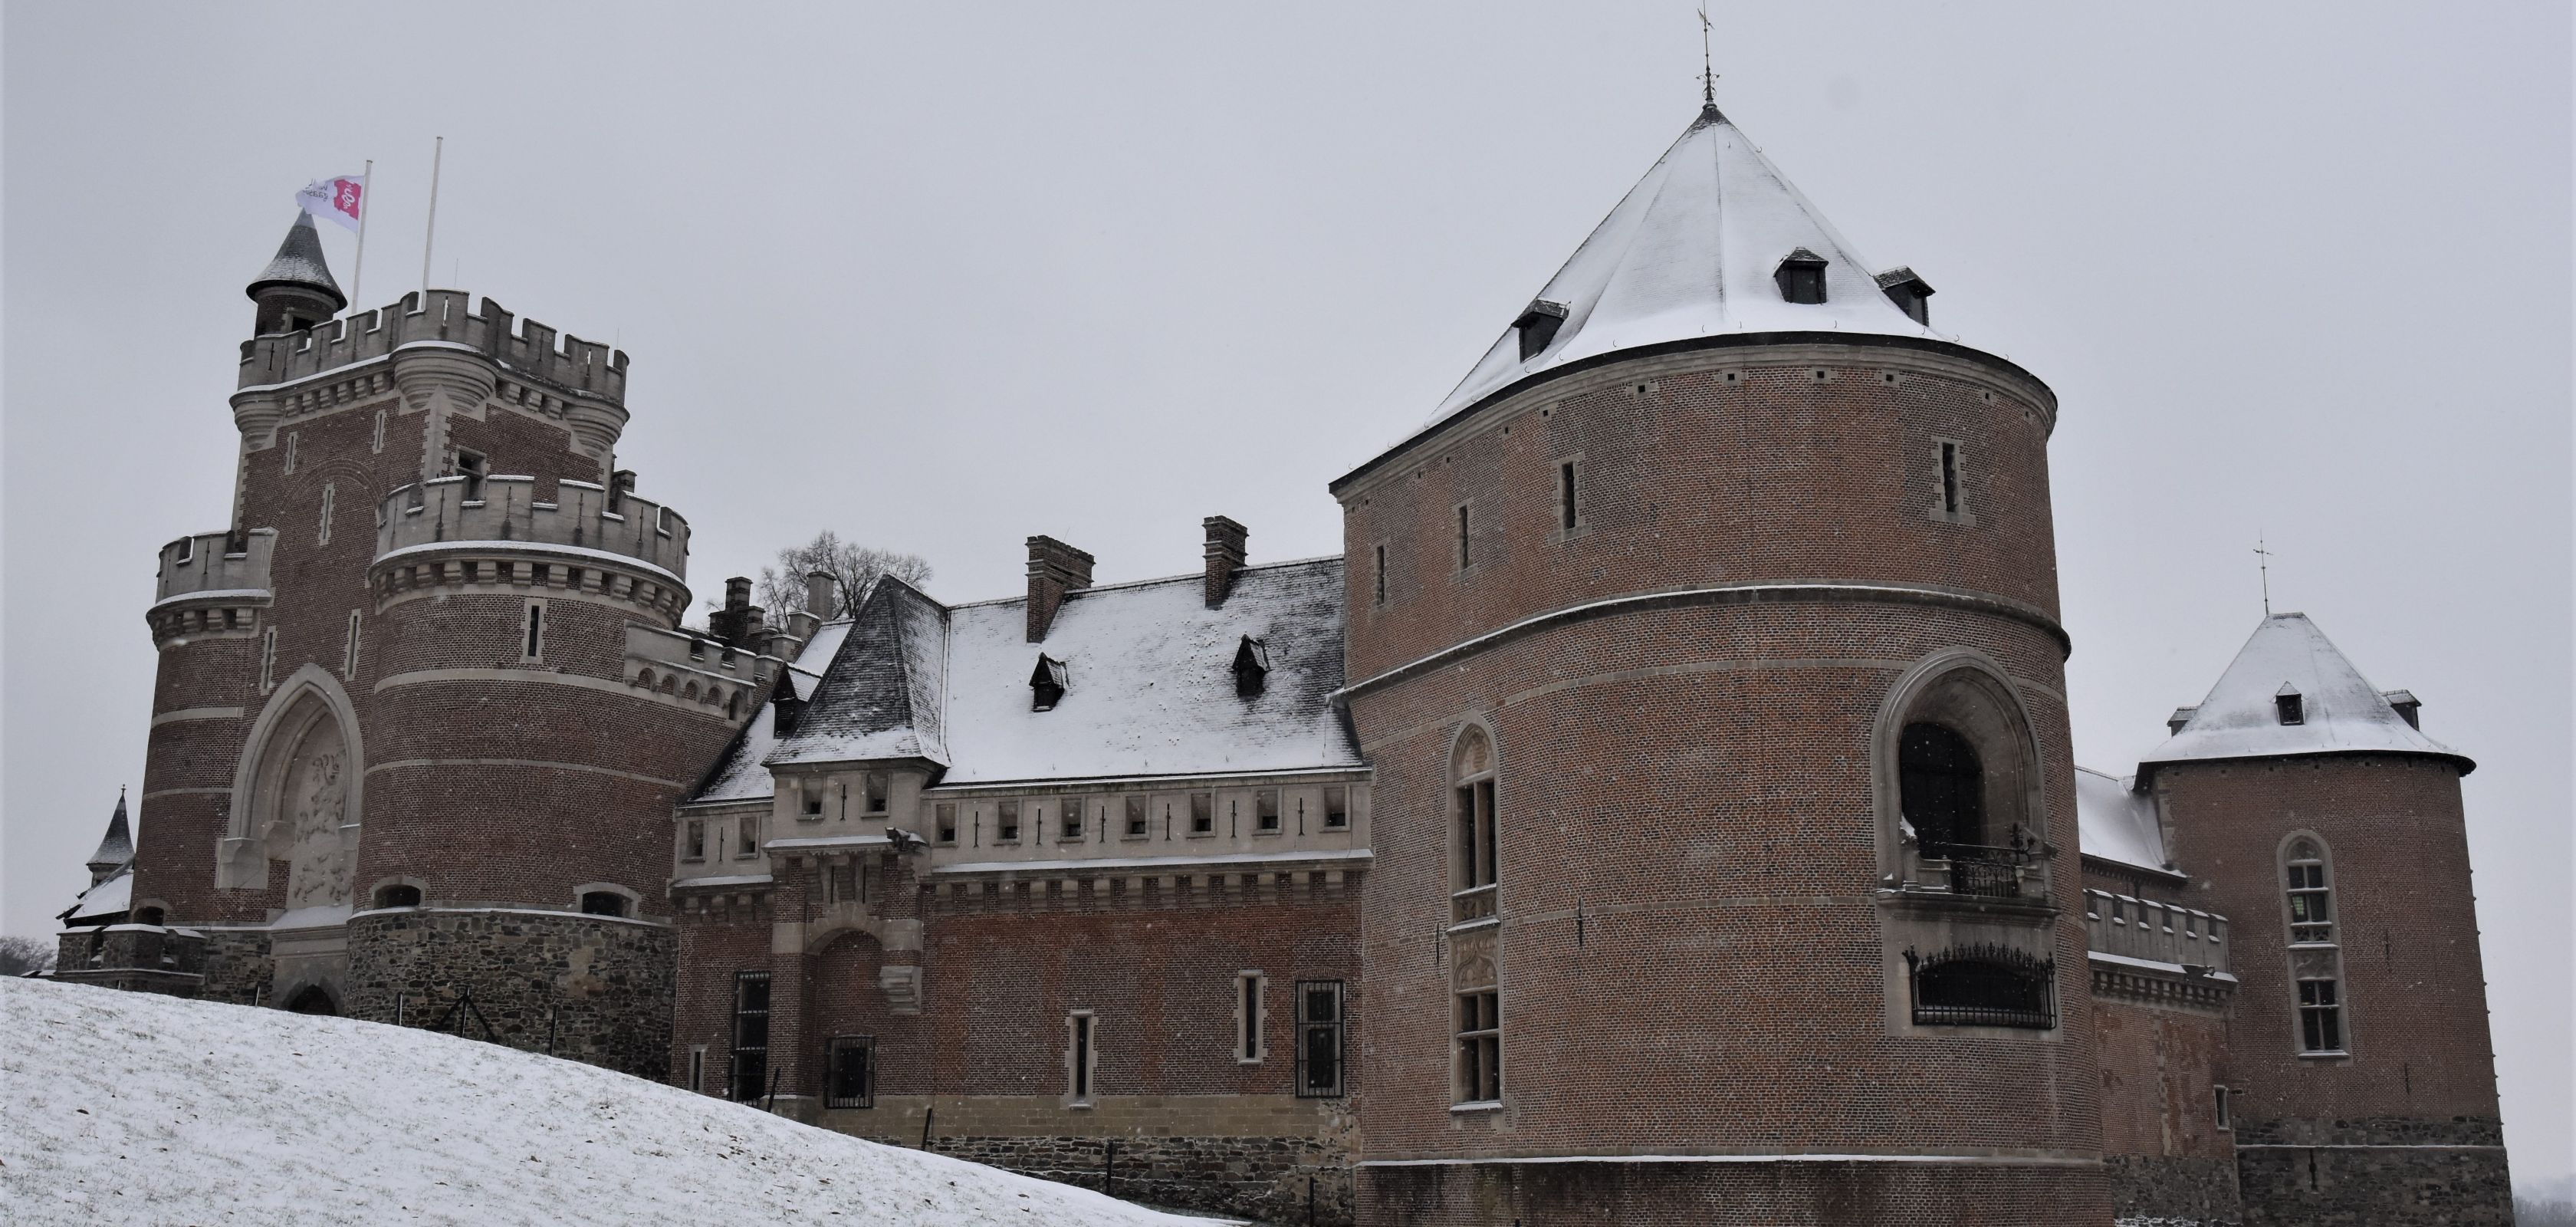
[375,475,690,584]
[1921,830,2040,902]
[2085,888,2230,976]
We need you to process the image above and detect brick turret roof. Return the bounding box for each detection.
[1427,102,1941,424]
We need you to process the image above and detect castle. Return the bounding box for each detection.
[56,100,2513,1226]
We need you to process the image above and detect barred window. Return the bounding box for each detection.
[1295,981,1346,1098]
[825,1036,875,1110]
[1906,944,2055,1030]
[730,972,771,1102]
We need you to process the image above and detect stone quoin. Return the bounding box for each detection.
[58,99,2511,1227]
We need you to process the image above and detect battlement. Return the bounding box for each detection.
[374,475,689,582]
[238,290,627,404]
[155,528,276,603]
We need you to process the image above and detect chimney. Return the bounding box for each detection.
[806,570,838,617]
[1203,516,1248,607]
[1026,536,1096,643]
[709,576,762,645]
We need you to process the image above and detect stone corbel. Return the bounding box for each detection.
[215,835,268,890]
[878,965,922,1015]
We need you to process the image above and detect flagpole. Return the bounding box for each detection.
[420,136,444,297]
[350,160,373,310]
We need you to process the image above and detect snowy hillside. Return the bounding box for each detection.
[0,979,1217,1226]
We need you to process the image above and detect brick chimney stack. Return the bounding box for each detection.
[806,570,838,618]
[1027,536,1096,642]
[1203,516,1248,607]
[709,576,764,646]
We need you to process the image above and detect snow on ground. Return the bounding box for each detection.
[0,978,1219,1227]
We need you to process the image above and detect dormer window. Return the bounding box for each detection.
[1874,267,1934,324]
[2381,689,2421,729]
[1031,653,1069,712]
[2275,685,2305,726]
[1233,636,1270,698]
[1775,248,1829,304]
[1513,300,1568,361]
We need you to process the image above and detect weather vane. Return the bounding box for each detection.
[1697,4,1718,107]
[2253,533,2275,616]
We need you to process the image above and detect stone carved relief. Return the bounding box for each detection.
[1451,927,1497,991]
[1453,726,1492,779]
[258,700,354,913]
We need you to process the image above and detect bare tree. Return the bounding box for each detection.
[0,935,58,977]
[756,531,933,619]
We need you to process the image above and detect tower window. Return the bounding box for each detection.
[1940,444,1960,516]
[1513,300,1567,361]
[1452,728,1498,923]
[521,600,546,662]
[372,410,387,454]
[283,431,299,475]
[1295,981,1346,1097]
[2275,686,2305,725]
[1255,790,1280,832]
[1775,248,1829,304]
[1898,722,1985,859]
[258,627,278,692]
[1060,797,1085,840]
[1236,972,1267,1062]
[317,482,336,545]
[1559,460,1579,532]
[685,819,707,860]
[863,770,889,814]
[730,971,771,1101]
[342,610,363,680]
[456,450,487,501]
[2297,979,2344,1053]
[738,814,759,857]
[1372,544,1387,606]
[1455,505,1472,570]
[2284,840,2334,944]
[1189,792,1214,836]
[1067,1012,1096,1104]
[2214,1084,2232,1131]
[1323,785,1349,829]
[1455,990,1501,1104]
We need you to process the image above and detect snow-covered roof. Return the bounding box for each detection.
[2141,613,2471,775]
[246,212,345,308]
[685,629,840,805]
[2075,766,2170,874]
[57,867,130,927]
[85,793,133,875]
[1427,104,1941,425]
[728,558,1362,792]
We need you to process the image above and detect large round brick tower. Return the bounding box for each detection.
[94,216,757,1077]
[2142,614,2512,1225]
[1333,103,2108,1223]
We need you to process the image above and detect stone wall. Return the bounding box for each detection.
[343,908,674,1079]
[2104,1154,2241,1226]
[2236,1140,2511,1226]
[926,1133,1352,1226]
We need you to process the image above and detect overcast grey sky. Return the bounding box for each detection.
[4,0,2567,1189]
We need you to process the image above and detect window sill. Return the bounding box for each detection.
[2296,1050,2351,1061]
[1450,1100,1503,1114]
[2287,941,2340,951]
[1254,827,1283,837]
[1447,916,1500,935]
[1066,1100,1094,1110]
[1237,1058,1264,1067]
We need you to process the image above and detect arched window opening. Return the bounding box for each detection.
[1899,722,1986,857]
[134,906,166,927]
[1907,945,2055,1030]
[1451,728,1498,923]
[375,883,422,910]
[285,985,339,1016]
[580,890,629,918]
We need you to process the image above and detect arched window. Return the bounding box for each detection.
[134,906,166,927]
[1899,722,1985,857]
[1451,728,1498,923]
[580,890,630,918]
[2283,838,2334,945]
[2280,835,2347,1055]
[1448,725,1502,1107]
[1907,944,2055,1030]
[374,883,422,910]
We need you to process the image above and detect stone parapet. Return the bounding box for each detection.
[152,528,275,604]
[238,290,626,406]
[375,476,689,582]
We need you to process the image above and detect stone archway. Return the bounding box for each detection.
[284,985,340,1015]
[219,666,364,898]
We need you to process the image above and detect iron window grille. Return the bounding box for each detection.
[825,1036,875,1110]
[1294,981,1346,1098]
[729,971,771,1102]
[1906,945,2055,1030]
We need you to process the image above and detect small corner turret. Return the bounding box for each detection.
[85,789,134,887]
[246,213,346,337]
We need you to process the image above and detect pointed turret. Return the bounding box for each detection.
[85,790,133,887]
[245,212,347,336]
[2141,612,2472,777]
[1430,104,1942,423]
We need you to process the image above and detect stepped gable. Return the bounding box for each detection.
[1428,102,1940,424]
[2141,612,2472,776]
[766,577,954,770]
[2074,765,2168,873]
[246,212,344,308]
[688,633,838,804]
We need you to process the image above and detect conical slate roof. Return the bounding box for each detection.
[1429,104,1940,424]
[2141,613,2471,775]
[245,212,346,308]
[85,791,133,877]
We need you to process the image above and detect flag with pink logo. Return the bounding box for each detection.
[294,173,366,232]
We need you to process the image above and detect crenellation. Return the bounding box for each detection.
[238,290,629,407]
[376,476,690,581]
[155,528,274,603]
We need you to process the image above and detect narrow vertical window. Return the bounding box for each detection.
[1189,792,1214,835]
[1456,989,1502,1104]
[317,482,336,545]
[1068,1012,1096,1104]
[1452,729,1498,923]
[935,803,958,844]
[863,771,889,814]
[283,431,299,474]
[521,600,546,663]
[2213,1085,2232,1131]
[1124,795,1148,837]
[688,1045,707,1095]
[1939,442,1960,516]
[730,971,772,1102]
[997,799,1020,842]
[258,627,278,692]
[685,819,706,860]
[457,449,487,501]
[1559,460,1579,531]
[1456,505,1472,570]
[1236,972,1266,1063]
[2297,979,2343,1053]
[1295,981,1346,1097]
[1255,790,1280,832]
[1372,544,1387,606]
[1058,797,1085,840]
[825,1036,875,1109]
[1323,785,1349,829]
[342,610,362,679]
[2284,841,2334,944]
[738,813,760,858]
[371,409,387,454]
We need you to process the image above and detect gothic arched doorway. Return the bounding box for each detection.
[284,985,339,1016]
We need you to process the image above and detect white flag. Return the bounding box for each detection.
[295,174,366,232]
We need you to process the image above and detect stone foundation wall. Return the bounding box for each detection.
[2234,1117,2512,1227]
[1356,1160,2113,1227]
[196,929,274,1004]
[343,908,675,1079]
[927,1133,1352,1225]
[2104,1154,2240,1226]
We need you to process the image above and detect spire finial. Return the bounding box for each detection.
[1697,4,1718,110]
[2253,532,2275,616]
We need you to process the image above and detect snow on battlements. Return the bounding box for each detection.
[238,289,627,404]
[376,475,691,582]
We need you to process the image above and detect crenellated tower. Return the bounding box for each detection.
[67,215,758,1075]
[1334,102,2105,1224]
